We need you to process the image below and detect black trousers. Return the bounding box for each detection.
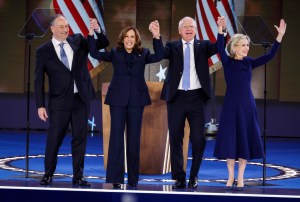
[106,105,144,184]
[44,93,89,179]
[167,89,207,180]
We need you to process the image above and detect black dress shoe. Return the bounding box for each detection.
[235,186,244,191]
[128,183,137,187]
[188,177,198,188]
[225,179,236,190]
[113,183,121,189]
[40,176,53,185]
[172,179,186,189]
[72,177,90,187]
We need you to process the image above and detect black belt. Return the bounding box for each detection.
[177,89,203,97]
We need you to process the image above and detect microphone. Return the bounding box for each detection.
[261,42,271,49]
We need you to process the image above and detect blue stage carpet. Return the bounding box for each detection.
[1,131,300,188]
[0,131,300,201]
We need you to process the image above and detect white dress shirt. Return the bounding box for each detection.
[178,39,202,90]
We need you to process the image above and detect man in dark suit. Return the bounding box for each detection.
[161,16,226,189]
[34,14,109,186]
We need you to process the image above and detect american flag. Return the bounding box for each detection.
[195,0,237,73]
[52,0,106,77]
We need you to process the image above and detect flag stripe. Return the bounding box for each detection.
[199,1,215,41]
[93,0,106,32]
[83,1,98,19]
[195,0,237,67]
[195,10,204,40]
[64,0,88,35]
[222,0,237,33]
[198,0,219,64]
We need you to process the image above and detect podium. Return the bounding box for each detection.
[102,81,190,175]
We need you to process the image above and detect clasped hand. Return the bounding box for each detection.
[149,20,160,39]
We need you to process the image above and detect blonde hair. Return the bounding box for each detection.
[227,34,250,58]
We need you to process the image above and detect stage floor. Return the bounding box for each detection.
[0,131,300,201]
[1,179,300,202]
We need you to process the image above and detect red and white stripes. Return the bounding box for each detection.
[195,0,237,66]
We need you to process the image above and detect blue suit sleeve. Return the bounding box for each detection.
[217,33,230,64]
[251,41,281,69]
[94,32,110,49]
[88,35,112,62]
[145,37,164,64]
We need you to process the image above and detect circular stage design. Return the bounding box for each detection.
[1,154,300,184]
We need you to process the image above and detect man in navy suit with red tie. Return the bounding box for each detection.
[161,16,226,189]
[34,14,109,186]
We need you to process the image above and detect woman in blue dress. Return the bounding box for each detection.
[214,17,286,190]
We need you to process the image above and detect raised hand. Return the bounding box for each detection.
[89,18,100,36]
[149,20,160,39]
[275,19,287,36]
[90,18,100,30]
[274,19,287,42]
[217,16,226,33]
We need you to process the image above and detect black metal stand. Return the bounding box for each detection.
[205,71,218,138]
[261,42,270,186]
[25,34,34,178]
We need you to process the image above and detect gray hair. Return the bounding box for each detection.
[178,16,196,28]
[50,14,66,26]
[226,34,250,58]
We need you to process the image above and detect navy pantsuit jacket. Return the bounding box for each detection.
[88,36,164,107]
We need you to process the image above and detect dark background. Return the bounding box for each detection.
[0,0,299,137]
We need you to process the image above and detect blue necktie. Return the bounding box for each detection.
[59,43,69,69]
[182,42,190,91]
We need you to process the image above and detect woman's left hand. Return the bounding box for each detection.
[274,19,287,42]
[275,19,287,36]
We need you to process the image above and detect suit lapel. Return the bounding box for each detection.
[130,51,143,73]
[67,37,78,71]
[47,42,60,61]
[47,40,71,71]
[120,49,141,74]
[194,40,201,64]
[46,42,69,69]
[175,40,184,72]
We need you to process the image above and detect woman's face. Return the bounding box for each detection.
[234,38,249,59]
[123,29,136,52]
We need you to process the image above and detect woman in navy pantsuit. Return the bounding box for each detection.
[88,20,164,188]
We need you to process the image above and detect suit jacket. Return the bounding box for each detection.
[161,39,219,102]
[88,36,164,107]
[34,32,109,110]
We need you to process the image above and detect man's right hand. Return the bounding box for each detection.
[38,107,48,122]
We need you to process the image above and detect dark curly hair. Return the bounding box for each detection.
[117,26,143,53]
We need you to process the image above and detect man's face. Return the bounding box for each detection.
[51,16,69,42]
[178,18,196,42]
